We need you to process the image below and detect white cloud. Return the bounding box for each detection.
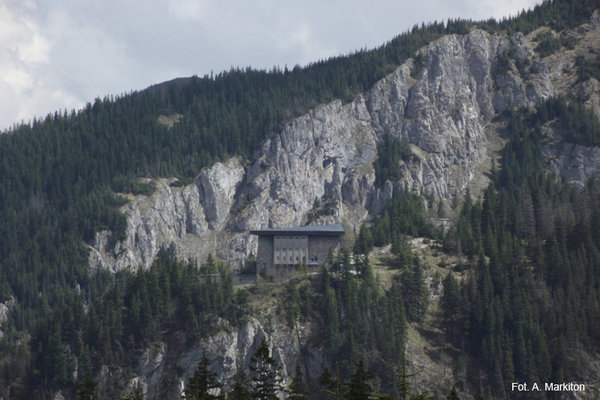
[168,0,207,21]
[17,33,51,63]
[0,1,54,126]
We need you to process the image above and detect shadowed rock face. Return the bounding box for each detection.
[89,16,600,273]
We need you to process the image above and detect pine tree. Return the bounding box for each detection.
[322,284,341,351]
[446,386,459,400]
[401,262,429,322]
[354,224,374,255]
[227,371,252,400]
[440,274,463,341]
[183,352,224,400]
[45,326,69,387]
[77,373,98,400]
[343,359,374,400]
[249,338,284,400]
[396,351,431,400]
[288,364,309,400]
[318,364,344,400]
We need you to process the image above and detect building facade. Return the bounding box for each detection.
[250,224,344,281]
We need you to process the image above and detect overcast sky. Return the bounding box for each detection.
[0,0,540,131]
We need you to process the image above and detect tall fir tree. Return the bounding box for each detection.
[77,374,98,400]
[182,352,224,400]
[288,364,309,400]
[227,371,252,400]
[249,338,284,400]
[343,359,374,400]
[446,386,459,400]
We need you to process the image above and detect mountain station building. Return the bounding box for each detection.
[250,224,344,281]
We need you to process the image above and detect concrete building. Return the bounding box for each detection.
[250,224,344,281]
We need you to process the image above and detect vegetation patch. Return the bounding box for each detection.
[410,51,426,79]
[22,249,249,399]
[169,176,196,187]
[576,54,600,82]
[534,31,577,57]
[354,190,436,257]
[305,195,338,224]
[533,96,600,146]
[374,135,419,188]
[494,48,531,77]
[111,175,156,196]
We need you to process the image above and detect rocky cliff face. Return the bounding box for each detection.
[114,314,317,399]
[89,157,245,271]
[83,13,600,400]
[89,14,600,273]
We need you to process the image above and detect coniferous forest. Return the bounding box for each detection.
[442,104,600,399]
[1,0,600,398]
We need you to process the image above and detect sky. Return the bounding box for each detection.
[0,0,540,131]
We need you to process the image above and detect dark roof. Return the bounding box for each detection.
[250,224,344,236]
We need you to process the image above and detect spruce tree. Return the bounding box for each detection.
[343,359,374,400]
[446,386,459,400]
[440,273,463,341]
[249,338,284,400]
[77,373,98,400]
[401,262,429,322]
[396,351,431,400]
[183,352,224,400]
[318,365,343,400]
[288,364,309,400]
[227,371,252,400]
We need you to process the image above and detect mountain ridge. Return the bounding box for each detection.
[89,14,600,273]
[2,1,600,398]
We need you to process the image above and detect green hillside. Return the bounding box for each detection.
[1,0,600,398]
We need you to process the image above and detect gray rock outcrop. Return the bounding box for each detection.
[0,297,15,340]
[123,315,316,399]
[89,19,600,272]
[82,13,600,400]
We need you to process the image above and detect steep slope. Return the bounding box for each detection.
[89,13,600,273]
[3,3,600,399]
[79,14,600,398]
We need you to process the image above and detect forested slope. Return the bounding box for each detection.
[1,0,600,398]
